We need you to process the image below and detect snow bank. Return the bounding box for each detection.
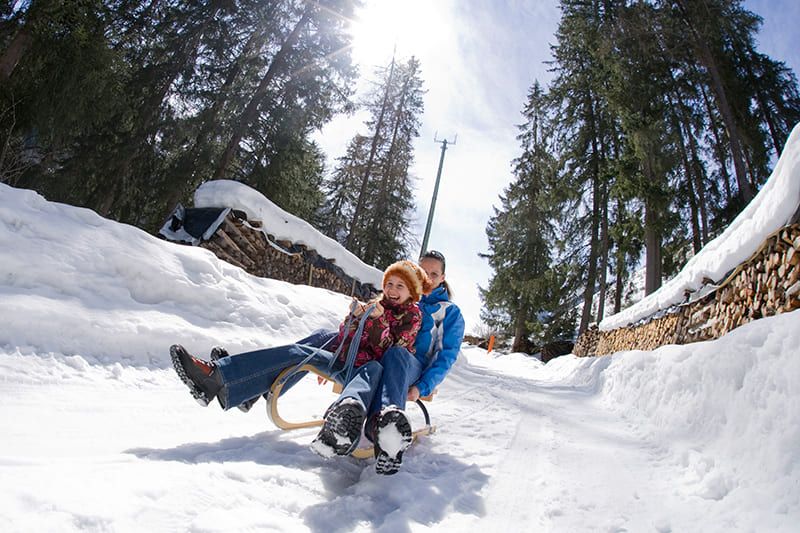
[600,122,800,330]
[602,313,800,527]
[0,184,348,366]
[194,180,383,286]
[537,311,800,529]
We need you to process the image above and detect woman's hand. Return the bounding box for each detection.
[407,385,420,402]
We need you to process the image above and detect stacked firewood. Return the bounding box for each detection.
[595,313,683,354]
[199,213,376,299]
[577,224,800,357]
[572,324,599,357]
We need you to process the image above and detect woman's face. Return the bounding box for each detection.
[419,257,444,287]
[383,274,412,305]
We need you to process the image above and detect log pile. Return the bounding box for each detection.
[572,324,599,357]
[577,224,800,357]
[199,212,377,300]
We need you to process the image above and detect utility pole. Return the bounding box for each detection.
[420,133,456,256]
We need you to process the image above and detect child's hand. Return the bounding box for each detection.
[351,298,367,317]
[368,301,383,318]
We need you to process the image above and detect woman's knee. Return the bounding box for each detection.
[382,346,412,369]
[359,360,384,379]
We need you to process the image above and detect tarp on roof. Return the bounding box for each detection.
[158,204,231,245]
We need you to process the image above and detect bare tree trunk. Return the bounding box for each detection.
[511,299,528,353]
[213,8,313,180]
[596,180,610,322]
[671,103,702,253]
[700,83,733,202]
[614,201,625,315]
[688,130,709,243]
[579,96,602,334]
[644,197,662,295]
[674,0,753,202]
[346,55,397,251]
[0,26,33,80]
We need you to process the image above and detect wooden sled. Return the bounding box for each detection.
[266,364,436,459]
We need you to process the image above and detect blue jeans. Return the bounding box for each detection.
[215,329,339,409]
[326,346,423,440]
[368,346,424,417]
[214,329,389,412]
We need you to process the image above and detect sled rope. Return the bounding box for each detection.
[275,301,375,388]
[330,302,376,385]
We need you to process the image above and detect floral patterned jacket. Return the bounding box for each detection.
[334,296,422,368]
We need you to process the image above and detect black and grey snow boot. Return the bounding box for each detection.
[310,398,366,458]
[374,406,413,475]
[209,346,253,411]
[209,346,229,361]
[236,395,260,413]
[170,344,223,406]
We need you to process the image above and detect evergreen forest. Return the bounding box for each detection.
[0,0,423,268]
[3,1,800,351]
[481,0,800,352]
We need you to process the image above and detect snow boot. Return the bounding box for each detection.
[208,346,254,411]
[310,398,366,458]
[209,346,229,361]
[209,346,261,413]
[374,406,413,475]
[170,344,223,406]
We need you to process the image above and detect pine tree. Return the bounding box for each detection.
[2,0,358,231]
[325,55,425,268]
[481,82,571,351]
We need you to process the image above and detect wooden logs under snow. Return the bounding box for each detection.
[199,212,377,300]
[575,224,800,357]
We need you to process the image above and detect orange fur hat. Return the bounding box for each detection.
[382,260,434,302]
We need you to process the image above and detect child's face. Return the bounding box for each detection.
[383,274,412,305]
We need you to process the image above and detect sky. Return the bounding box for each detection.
[1,179,798,531]
[313,0,800,335]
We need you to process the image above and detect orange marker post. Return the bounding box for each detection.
[487,335,495,353]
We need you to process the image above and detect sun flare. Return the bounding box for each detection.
[348,0,443,67]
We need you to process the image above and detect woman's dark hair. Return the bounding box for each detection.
[420,250,453,298]
[420,250,446,273]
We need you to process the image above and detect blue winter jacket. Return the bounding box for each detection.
[413,285,466,397]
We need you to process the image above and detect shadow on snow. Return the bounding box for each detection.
[126,430,488,532]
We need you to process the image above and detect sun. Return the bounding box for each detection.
[348,0,443,68]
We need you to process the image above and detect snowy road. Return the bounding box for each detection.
[1,182,797,531]
[4,328,796,532]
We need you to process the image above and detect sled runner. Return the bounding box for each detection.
[266,364,436,459]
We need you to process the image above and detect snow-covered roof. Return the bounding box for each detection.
[600,122,800,331]
[193,180,384,287]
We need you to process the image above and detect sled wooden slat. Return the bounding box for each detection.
[267,364,329,430]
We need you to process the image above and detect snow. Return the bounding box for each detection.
[2,183,799,532]
[600,122,800,331]
[193,179,384,287]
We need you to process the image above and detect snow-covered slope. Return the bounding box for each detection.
[601,122,800,330]
[1,184,798,531]
[0,183,348,366]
